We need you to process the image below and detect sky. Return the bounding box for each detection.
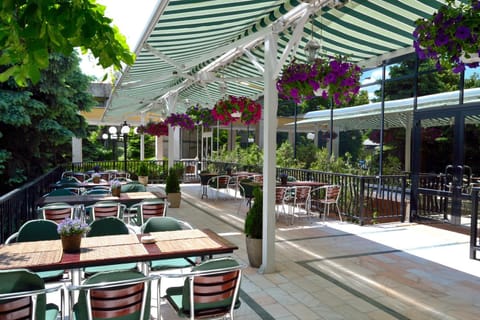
[80,0,158,79]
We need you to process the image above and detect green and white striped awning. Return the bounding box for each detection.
[101,0,449,126]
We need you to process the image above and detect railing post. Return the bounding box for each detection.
[359,176,365,226]
[470,187,479,259]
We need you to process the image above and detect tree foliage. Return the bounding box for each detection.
[0,52,95,193]
[0,0,135,86]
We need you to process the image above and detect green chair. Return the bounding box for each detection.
[84,217,138,276]
[159,257,244,319]
[121,182,146,193]
[0,269,62,320]
[5,220,65,282]
[67,270,154,320]
[129,198,167,226]
[43,188,78,197]
[140,217,195,271]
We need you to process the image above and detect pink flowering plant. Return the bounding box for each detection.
[276,56,361,105]
[212,95,262,125]
[413,0,480,73]
[164,113,195,130]
[186,105,215,128]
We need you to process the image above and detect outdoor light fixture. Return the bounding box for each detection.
[304,15,320,63]
[307,132,315,140]
[120,121,130,174]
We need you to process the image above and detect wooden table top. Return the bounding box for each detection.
[36,191,166,207]
[0,229,237,272]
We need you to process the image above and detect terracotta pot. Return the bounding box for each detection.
[61,234,82,253]
[92,176,100,184]
[111,187,121,197]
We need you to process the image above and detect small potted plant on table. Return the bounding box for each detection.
[57,217,90,253]
[137,162,149,186]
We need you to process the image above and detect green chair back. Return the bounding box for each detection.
[121,182,146,193]
[16,220,60,242]
[141,216,183,233]
[0,269,59,320]
[87,217,129,237]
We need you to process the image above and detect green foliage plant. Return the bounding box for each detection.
[165,167,180,194]
[0,0,135,86]
[244,187,263,239]
[137,162,149,176]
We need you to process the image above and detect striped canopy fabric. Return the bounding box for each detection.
[102,0,448,126]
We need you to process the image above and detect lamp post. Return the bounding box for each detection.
[120,121,130,174]
[107,126,118,161]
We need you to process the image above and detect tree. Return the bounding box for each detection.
[0,52,96,193]
[0,0,135,86]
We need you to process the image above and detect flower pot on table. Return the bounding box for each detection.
[61,234,82,253]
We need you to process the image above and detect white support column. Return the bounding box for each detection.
[166,93,179,169]
[72,137,82,163]
[155,136,164,160]
[260,31,278,274]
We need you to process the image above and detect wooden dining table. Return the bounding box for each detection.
[0,229,237,274]
[36,191,166,207]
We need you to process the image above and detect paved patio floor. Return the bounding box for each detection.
[49,182,480,319]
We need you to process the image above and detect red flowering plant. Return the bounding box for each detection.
[164,113,195,131]
[212,95,262,126]
[413,0,480,73]
[186,105,215,128]
[145,121,168,136]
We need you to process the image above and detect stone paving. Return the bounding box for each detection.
[48,182,480,319]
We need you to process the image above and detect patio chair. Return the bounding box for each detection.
[318,185,342,221]
[275,186,288,221]
[86,200,126,222]
[140,217,196,271]
[283,186,311,224]
[82,188,110,195]
[67,270,155,320]
[84,217,138,276]
[159,257,245,319]
[129,198,167,226]
[207,175,232,200]
[5,220,65,282]
[0,269,63,320]
[38,202,75,223]
[43,188,78,197]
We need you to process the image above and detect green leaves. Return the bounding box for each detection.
[0,0,135,86]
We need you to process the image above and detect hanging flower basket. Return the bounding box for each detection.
[145,121,168,136]
[413,0,480,73]
[276,56,361,105]
[164,113,195,131]
[186,105,215,128]
[276,59,316,103]
[212,95,262,126]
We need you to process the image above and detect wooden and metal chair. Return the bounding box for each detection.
[0,269,63,320]
[67,270,155,320]
[207,175,232,200]
[159,257,245,320]
[38,202,75,224]
[86,200,126,222]
[129,198,167,226]
[318,184,342,221]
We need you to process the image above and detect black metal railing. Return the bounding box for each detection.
[0,160,409,242]
[0,167,63,243]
